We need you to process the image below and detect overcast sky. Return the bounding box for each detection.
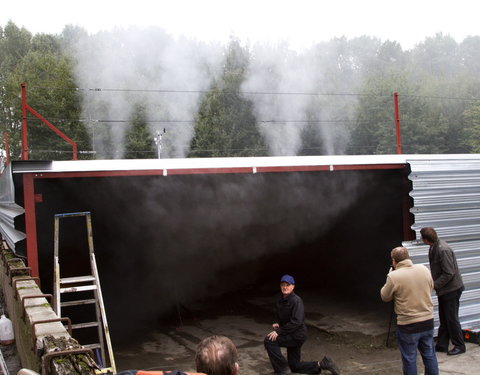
[2,0,479,50]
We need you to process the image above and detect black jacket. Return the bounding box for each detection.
[274,292,307,340]
[428,239,464,296]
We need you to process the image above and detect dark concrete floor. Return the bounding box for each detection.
[113,289,401,375]
[112,288,480,375]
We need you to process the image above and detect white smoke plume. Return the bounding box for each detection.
[243,41,360,155]
[242,43,313,155]
[72,26,223,158]
[72,29,365,158]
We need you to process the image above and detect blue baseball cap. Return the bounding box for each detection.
[280,274,295,285]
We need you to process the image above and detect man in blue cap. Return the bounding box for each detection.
[264,274,340,375]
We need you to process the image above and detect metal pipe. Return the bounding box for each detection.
[21,83,28,160]
[394,92,402,154]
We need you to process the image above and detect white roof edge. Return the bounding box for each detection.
[12,154,480,174]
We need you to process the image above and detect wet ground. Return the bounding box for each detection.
[2,285,479,375]
[114,289,405,375]
[113,288,480,375]
[1,344,22,375]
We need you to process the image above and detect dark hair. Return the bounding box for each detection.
[420,227,438,243]
[391,246,410,263]
[195,335,237,375]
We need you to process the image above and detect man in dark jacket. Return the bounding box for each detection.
[264,274,340,375]
[421,227,466,356]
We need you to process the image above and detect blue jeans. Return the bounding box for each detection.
[396,328,439,375]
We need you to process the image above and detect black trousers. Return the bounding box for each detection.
[264,335,320,374]
[437,288,465,350]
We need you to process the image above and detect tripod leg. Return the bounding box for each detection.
[386,304,395,347]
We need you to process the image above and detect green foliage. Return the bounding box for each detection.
[349,34,480,154]
[0,21,32,72]
[189,40,267,157]
[1,21,92,161]
[124,105,156,158]
[2,21,480,160]
[464,104,480,152]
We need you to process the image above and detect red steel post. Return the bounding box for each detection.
[394,92,402,154]
[23,173,39,277]
[21,83,29,160]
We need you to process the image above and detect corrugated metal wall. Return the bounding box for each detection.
[0,164,25,251]
[404,158,480,331]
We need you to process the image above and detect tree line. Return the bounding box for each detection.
[1,20,480,161]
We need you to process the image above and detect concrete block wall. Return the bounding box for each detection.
[0,241,96,374]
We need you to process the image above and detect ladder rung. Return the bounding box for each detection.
[72,322,99,329]
[95,368,115,374]
[83,343,102,349]
[61,299,97,307]
[60,285,98,293]
[60,275,96,284]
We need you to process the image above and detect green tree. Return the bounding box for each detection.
[348,33,480,155]
[1,22,91,160]
[0,21,32,72]
[189,39,267,157]
[463,103,480,153]
[411,33,461,79]
[0,22,33,161]
[124,104,156,158]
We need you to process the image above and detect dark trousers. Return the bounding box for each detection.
[264,335,319,374]
[437,288,465,350]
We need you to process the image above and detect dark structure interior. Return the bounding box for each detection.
[14,168,410,343]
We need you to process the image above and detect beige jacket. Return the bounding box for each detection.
[380,259,434,325]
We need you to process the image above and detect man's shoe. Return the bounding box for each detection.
[319,356,340,375]
[435,345,448,353]
[447,346,466,356]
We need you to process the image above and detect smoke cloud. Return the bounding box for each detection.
[242,41,360,155]
[71,29,365,157]
[84,170,368,336]
[72,27,223,158]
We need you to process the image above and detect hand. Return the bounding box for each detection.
[272,323,279,330]
[267,331,278,341]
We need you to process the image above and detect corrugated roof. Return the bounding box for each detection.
[404,158,480,332]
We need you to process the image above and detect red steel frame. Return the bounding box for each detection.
[21,83,78,161]
[23,174,40,276]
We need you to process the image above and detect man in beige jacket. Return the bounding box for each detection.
[381,247,439,375]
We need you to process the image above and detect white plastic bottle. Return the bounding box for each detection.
[0,314,14,345]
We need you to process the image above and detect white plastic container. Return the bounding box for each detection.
[0,314,14,345]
